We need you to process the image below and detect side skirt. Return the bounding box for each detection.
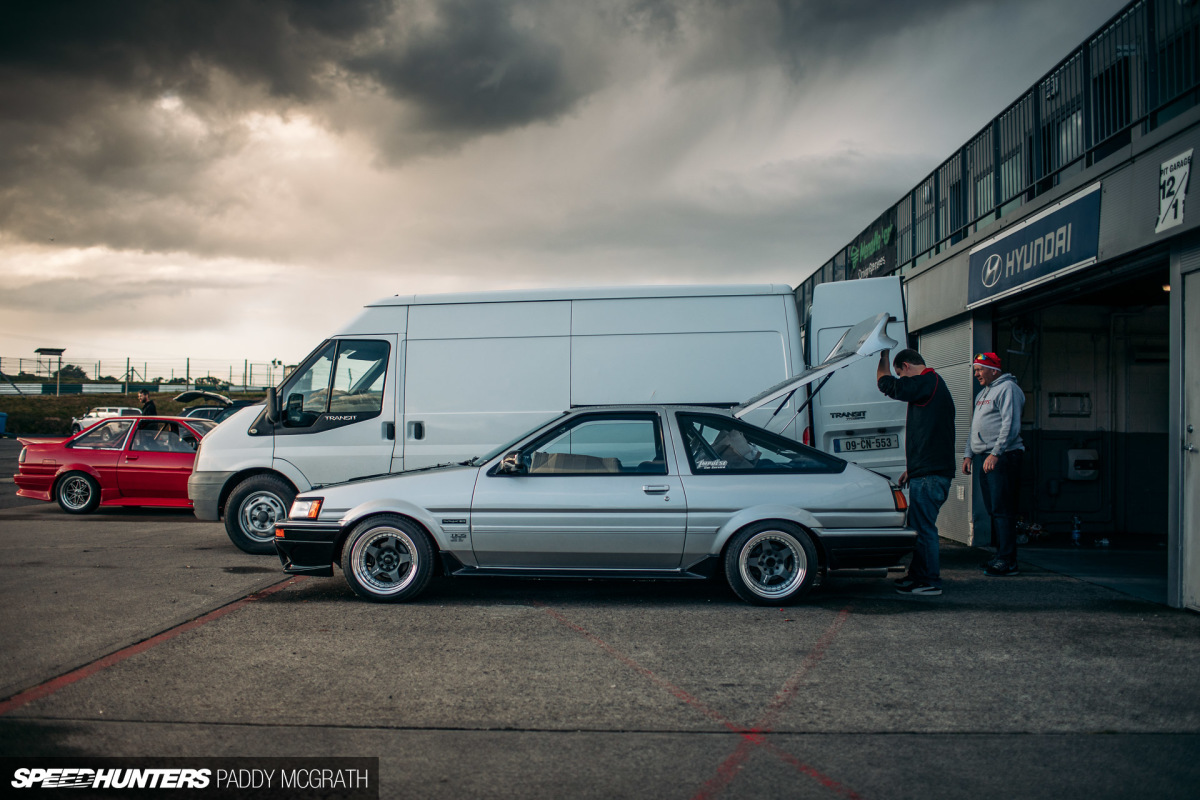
[439,553,721,581]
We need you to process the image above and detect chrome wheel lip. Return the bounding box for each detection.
[738,530,806,599]
[59,475,93,510]
[239,491,286,542]
[350,527,418,596]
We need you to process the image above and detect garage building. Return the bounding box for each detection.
[796,0,1200,609]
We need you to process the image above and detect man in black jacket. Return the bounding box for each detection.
[137,389,157,416]
[876,348,956,596]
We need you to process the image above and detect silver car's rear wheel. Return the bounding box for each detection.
[724,522,817,605]
[341,515,434,602]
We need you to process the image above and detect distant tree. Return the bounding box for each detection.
[166,377,188,385]
[52,364,89,381]
[196,376,230,388]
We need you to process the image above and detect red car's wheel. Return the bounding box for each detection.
[56,472,100,514]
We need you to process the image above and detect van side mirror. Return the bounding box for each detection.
[497,451,525,475]
[265,388,280,424]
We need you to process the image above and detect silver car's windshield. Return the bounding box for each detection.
[463,413,565,466]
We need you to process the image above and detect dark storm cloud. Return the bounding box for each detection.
[0,0,388,101]
[0,0,1085,258]
[345,1,588,133]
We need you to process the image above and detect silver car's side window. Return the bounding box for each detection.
[523,415,666,475]
[73,419,135,450]
[678,414,844,475]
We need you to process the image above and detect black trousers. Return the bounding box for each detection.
[976,450,1023,565]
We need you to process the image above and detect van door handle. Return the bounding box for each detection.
[407,421,425,440]
[642,485,670,494]
[384,422,395,440]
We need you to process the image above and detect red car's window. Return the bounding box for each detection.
[73,420,134,450]
[131,421,201,453]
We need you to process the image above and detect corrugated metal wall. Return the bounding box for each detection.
[919,318,975,544]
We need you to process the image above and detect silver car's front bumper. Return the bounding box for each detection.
[188,471,235,521]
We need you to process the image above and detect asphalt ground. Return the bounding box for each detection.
[1,439,1199,799]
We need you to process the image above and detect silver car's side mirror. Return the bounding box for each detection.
[497,451,525,474]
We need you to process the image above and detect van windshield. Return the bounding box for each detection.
[463,414,565,466]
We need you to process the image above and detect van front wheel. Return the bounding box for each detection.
[224,475,295,555]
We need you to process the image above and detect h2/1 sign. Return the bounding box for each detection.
[1157,149,1193,234]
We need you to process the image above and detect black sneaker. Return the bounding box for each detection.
[896,582,942,596]
[893,575,917,589]
[984,562,1019,577]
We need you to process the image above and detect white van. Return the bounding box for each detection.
[191,285,814,553]
[805,276,908,480]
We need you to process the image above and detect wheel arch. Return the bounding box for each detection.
[53,464,104,492]
[714,507,829,569]
[333,508,443,575]
[217,468,298,519]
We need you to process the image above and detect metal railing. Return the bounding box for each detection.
[797,0,1200,317]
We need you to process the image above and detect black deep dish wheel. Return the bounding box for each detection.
[341,515,434,603]
[224,475,296,555]
[724,521,818,605]
[56,471,100,514]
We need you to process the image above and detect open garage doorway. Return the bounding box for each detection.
[992,263,1170,603]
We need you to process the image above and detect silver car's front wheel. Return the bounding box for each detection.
[341,515,434,603]
[724,523,817,605]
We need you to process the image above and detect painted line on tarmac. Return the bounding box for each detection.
[0,576,307,716]
[693,606,858,800]
[534,602,862,800]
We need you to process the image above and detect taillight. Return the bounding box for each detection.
[18,447,27,464]
[892,488,908,511]
[802,427,812,446]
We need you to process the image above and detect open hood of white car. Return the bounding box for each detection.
[732,312,899,419]
[172,390,232,406]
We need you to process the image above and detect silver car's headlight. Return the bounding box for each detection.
[289,498,324,520]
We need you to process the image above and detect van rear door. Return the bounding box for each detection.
[807,276,908,480]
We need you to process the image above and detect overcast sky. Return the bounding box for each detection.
[0,0,1128,366]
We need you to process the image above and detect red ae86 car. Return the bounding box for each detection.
[15,416,217,514]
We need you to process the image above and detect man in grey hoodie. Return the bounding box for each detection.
[961,352,1025,576]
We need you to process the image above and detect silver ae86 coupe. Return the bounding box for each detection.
[274,314,914,605]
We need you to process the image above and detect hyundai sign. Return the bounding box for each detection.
[967,183,1102,308]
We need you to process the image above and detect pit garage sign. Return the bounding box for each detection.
[1156,148,1192,234]
[967,182,1102,308]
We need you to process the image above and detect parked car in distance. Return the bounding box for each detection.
[15,416,217,514]
[274,313,911,605]
[70,406,141,434]
[182,406,225,421]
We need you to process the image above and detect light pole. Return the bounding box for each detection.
[271,359,283,387]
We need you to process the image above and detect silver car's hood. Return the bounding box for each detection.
[312,464,481,521]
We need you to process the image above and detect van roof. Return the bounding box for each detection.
[366,284,794,307]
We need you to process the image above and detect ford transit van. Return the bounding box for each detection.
[191,285,815,553]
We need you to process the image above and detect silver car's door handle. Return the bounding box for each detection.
[643,485,670,494]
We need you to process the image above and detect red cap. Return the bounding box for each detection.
[973,352,1002,371]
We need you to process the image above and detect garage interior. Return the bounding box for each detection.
[991,261,1170,602]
